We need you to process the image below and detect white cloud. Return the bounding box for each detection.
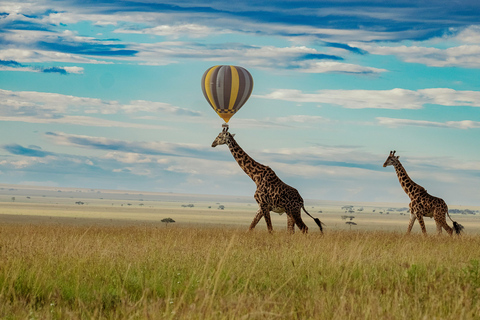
[270,115,327,124]
[257,88,480,109]
[376,117,480,129]
[62,66,84,74]
[122,100,202,116]
[296,61,387,74]
[449,25,480,44]
[45,132,208,157]
[103,152,155,164]
[0,115,166,129]
[0,89,201,123]
[419,88,480,107]
[0,48,111,64]
[358,43,480,68]
[115,24,220,38]
[256,88,425,109]
[113,167,152,176]
[0,64,84,74]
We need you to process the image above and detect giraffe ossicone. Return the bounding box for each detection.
[211,129,324,233]
[383,150,463,235]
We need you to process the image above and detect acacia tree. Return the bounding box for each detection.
[346,221,357,230]
[161,217,175,227]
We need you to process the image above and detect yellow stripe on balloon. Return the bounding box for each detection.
[228,66,239,111]
[204,66,219,109]
[222,113,233,123]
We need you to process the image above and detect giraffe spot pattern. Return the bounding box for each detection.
[212,130,320,233]
[384,151,459,235]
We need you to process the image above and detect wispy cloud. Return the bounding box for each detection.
[1,1,442,72]
[359,43,480,68]
[0,59,84,74]
[134,42,350,71]
[0,115,167,129]
[296,61,387,74]
[377,117,480,129]
[115,24,221,39]
[269,115,327,124]
[257,88,480,109]
[45,132,213,159]
[0,89,201,126]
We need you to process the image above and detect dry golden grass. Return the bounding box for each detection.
[1,224,480,319]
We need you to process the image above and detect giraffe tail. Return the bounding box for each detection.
[302,206,325,234]
[447,211,464,235]
[453,221,464,235]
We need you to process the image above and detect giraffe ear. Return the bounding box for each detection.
[396,156,400,160]
[231,134,235,138]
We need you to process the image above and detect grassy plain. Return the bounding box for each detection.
[2,225,480,319]
[1,184,480,319]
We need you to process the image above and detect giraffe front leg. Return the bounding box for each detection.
[249,205,272,232]
[249,208,263,231]
[264,211,273,233]
[406,213,416,234]
[416,214,427,235]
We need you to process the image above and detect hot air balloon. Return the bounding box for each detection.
[201,65,253,123]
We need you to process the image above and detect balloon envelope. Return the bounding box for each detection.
[201,65,253,123]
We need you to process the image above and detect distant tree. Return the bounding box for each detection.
[346,221,357,230]
[11,197,15,202]
[161,217,175,227]
[218,205,225,210]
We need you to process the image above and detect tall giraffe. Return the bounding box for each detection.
[383,150,463,235]
[211,127,324,233]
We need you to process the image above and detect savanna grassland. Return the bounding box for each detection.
[1,186,480,319]
[1,224,480,320]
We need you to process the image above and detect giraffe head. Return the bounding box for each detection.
[383,150,399,167]
[211,127,235,147]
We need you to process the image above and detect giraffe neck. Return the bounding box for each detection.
[392,160,425,200]
[227,136,268,186]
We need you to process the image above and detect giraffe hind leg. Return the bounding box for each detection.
[287,215,295,234]
[289,208,308,234]
[435,209,453,236]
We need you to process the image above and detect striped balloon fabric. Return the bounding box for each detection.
[201,65,253,123]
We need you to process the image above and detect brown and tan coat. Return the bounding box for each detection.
[383,150,463,235]
[212,127,324,233]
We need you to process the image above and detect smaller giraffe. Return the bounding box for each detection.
[211,127,324,233]
[383,150,463,235]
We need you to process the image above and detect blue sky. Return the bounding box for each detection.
[1,0,480,205]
